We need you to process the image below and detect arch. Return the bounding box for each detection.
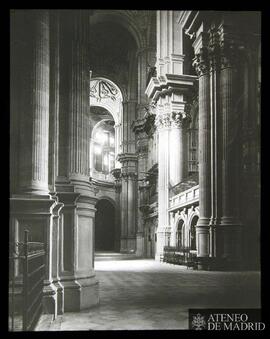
[95,195,116,209]
[90,77,123,125]
[176,218,185,250]
[89,10,145,50]
[189,215,199,251]
[187,208,200,229]
[91,118,114,135]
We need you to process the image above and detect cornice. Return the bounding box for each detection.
[145,73,197,102]
[117,153,138,163]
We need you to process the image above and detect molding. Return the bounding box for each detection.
[117,153,138,163]
[10,196,56,215]
[145,74,197,102]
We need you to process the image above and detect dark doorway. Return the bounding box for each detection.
[190,215,198,250]
[95,199,115,251]
[176,220,184,250]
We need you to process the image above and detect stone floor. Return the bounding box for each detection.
[36,252,261,331]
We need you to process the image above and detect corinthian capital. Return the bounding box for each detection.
[192,47,209,77]
[170,111,191,128]
[208,26,221,72]
[218,24,244,70]
[155,113,171,130]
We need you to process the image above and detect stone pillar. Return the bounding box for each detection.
[89,135,95,177]
[219,25,243,268]
[127,173,137,250]
[114,123,122,167]
[57,192,80,311]
[132,113,150,257]
[69,10,89,181]
[120,174,128,252]
[169,111,191,186]
[56,10,99,311]
[169,212,177,246]
[10,10,59,314]
[48,11,60,194]
[17,10,50,195]
[112,169,122,252]
[118,154,138,253]
[50,196,64,316]
[192,35,212,267]
[155,108,171,260]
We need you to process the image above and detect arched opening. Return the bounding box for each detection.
[176,219,184,250]
[190,215,198,251]
[95,199,116,251]
[89,77,123,182]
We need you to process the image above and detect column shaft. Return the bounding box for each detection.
[18,10,50,194]
[219,59,242,265]
[196,72,211,258]
[49,11,60,193]
[169,112,190,186]
[155,112,170,260]
[120,176,128,251]
[69,10,89,178]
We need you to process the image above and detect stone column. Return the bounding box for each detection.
[56,192,80,311]
[169,111,191,186]
[10,10,58,314]
[155,108,171,260]
[120,173,128,252]
[219,26,242,268]
[114,123,121,167]
[48,11,60,194]
[17,10,50,195]
[89,136,95,177]
[169,212,177,246]
[132,114,149,257]
[69,10,89,181]
[50,196,64,316]
[57,10,99,311]
[112,169,122,252]
[127,173,137,250]
[118,154,138,253]
[192,35,212,267]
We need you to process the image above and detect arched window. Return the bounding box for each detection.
[89,78,123,181]
[92,119,115,174]
[190,215,198,250]
[176,220,184,250]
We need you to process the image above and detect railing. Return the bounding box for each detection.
[163,246,198,269]
[9,230,45,331]
[169,184,199,211]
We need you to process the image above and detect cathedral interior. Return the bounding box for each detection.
[10,10,261,330]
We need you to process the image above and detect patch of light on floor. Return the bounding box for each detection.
[94,259,188,271]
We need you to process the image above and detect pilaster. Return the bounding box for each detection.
[55,10,99,310]
[218,21,244,269]
[169,111,191,186]
[117,154,138,253]
[189,13,245,270]
[192,29,212,268]
[17,10,50,195]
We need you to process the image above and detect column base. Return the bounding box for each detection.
[60,276,99,312]
[196,256,210,270]
[43,282,57,318]
[220,222,243,265]
[196,221,210,257]
[53,281,64,315]
[196,256,243,271]
[120,238,136,253]
[135,234,144,257]
[155,228,167,261]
